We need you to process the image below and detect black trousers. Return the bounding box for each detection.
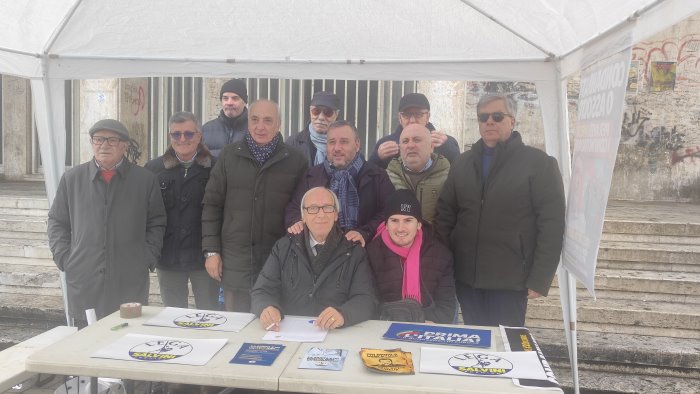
[456,282,528,327]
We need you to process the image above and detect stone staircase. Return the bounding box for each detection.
[1,181,699,393]
[0,181,168,349]
[526,200,700,393]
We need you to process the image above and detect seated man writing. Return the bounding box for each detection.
[251,187,377,330]
[367,189,456,324]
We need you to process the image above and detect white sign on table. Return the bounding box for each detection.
[419,347,548,380]
[143,307,255,332]
[91,334,227,366]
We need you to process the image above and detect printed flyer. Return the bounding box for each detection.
[230,343,285,366]
[382,323,491,348]
[298,347,348,371]
[500,326,561,390]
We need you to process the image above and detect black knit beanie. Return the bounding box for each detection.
[220,79,248,103]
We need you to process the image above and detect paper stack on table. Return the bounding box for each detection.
[144,307,255,332]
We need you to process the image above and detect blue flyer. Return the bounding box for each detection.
[383,323,491,348]
[230,343,285,366]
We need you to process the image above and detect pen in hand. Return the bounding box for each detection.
[265,322,279,331]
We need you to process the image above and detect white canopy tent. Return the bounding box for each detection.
[2,1,699,392]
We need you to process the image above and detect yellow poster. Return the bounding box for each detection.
[649,61,676,92]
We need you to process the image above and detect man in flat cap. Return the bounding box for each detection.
[369,92,460,169]
[202,78,249,157]
[48,119,166,324]
[288,91,342,167]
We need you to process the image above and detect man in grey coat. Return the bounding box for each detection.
[252,187,377,330]
[48,119,166,322]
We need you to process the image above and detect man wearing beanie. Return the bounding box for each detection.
[288,91,341,167]
[366,189,456,324]
[202,78,249,157]
[48,119,166,323]
[369,92,460,169]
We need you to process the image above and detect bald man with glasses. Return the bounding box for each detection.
[435,94,565,328]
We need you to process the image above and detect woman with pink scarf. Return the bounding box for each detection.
[367,189,457,324]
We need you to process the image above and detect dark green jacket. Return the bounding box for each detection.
[251,231,377,327]
[386,153,450,224]
[435,131,565,296]
[201,137,308,291]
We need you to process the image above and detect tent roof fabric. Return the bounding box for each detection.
[2,0,698,81]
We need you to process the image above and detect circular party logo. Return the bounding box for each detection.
[448,353,513,376]
[129,339,193,361]
[173,312,227,328]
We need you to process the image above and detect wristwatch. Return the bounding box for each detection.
[204,251,219,258]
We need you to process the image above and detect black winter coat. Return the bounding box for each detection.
[201,137,308,291]
[251,231,377,327]
[287,125,318,167]
[201,108,248,158]
[284,160,395,243]
[145,145,214,272]
[366,227,456,324]
[435,131,565,296]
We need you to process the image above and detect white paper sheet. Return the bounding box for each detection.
[143,307,255,332]
[91,334,227,366]
[262,317,328,342]
[419,347,548,380]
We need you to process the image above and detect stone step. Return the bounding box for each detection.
[597,258,700,273]
[601,231,700,245]
[0,196,48,210]
[0,206,49,217]
[550,268,700,297]
[531,327,700,377]
[0,214,48,233]
[603,219,700,237]
[546,287,700,305]
[0,238,52,259]
[0,230,48,241]
[526,296,700,339]
[598,240,700,265]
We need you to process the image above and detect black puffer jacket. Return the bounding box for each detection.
[145,145,214,271]
[366,227,456,324]
[435,131,565,296]
[251,230,377,327]
[201,108,248,157]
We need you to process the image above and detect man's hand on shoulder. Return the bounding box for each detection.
[344,230,365,247]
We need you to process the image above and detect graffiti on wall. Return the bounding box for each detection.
[631,34,700,90]
[621,105,691,169]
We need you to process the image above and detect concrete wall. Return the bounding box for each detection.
[423,12,700,203]
[1,76,31,180]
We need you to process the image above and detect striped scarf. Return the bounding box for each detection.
[324,153,363,230]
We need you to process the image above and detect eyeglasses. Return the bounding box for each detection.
[399,111,429,120]
[310,107,337,117]
[90,136,124,146]
[170,131,198,141]
[477,112,512,123]
[303,205,337,214]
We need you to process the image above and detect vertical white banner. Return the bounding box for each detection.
[561,49,632,296]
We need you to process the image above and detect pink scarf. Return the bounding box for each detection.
[374,222,423,303]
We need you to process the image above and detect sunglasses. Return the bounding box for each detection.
[399,111,429,120]
[477,112,512,123]
[311,107,337,117]
[169,131,198,140]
